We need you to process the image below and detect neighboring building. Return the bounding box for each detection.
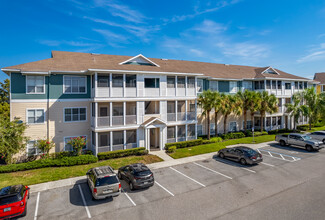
[313,72,325,93]
[1,51,315,157]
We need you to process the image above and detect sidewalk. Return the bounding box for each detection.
[29,141,275,193]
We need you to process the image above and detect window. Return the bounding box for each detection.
[113,131,124,145]
[64,76,86,94]
[27,109,45,124]
[254,81,260,90]
[99,133,109,147]
[295,81,298,89]
[145,101,160,114]
[167,127,175,139]
[145,78,160,88]
[210,81,218,91]
[265,68,277,74]
[99,107,108,117]
[229,122,237,132]
[243,121,252,130]
[299,82,303,90]
[260,81,265,89]
[266,117,271,126]
[254,117,260,126]
[112,103,123,116]
[177,76,185,88]
[64,107,86,122]
[278,98,282,107]
[187,77,195,88]
[243,81,252,91]
[277,116,282,126]
[304,82,307,89]
[272,117,276,126]
[26,76,45,94]
[167,76,175,88]
[188,124,195,137]
[97,74,109,87]
[126,74,136,87]
[271,81,276,90]
[177,125,186,137]
[126,130,136,144]
[64,136,87,151]
[229,81,237,93]
[266,80,271,89]
[197,79,204,92]
[27,140,42,156]
[197,125,203,136]
[277,81,282,89]
[285,83,291,90]
[112,74,123,87]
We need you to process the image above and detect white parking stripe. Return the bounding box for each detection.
[241,167,256,173]
[34,192,40,220]
[78,185,91,219]
[169,167,206,187]
[193,162,232,179]
[155,181,175,197]
[122,189,136,206]
[261,162,275,167]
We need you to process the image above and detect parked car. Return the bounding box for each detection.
[118,163,154,190]
[306,131,325,143]
[217,146,263,165]
[275,133,324,151]
[0,185,30,219]
[86,166,121,200]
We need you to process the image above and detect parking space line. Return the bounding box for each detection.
[34,192,40,220]
[193,162,232,179]
[155,181,174,197]
[122,189,136,206]
[78,185,91,219]
[261,162,275,167]
[241,167,256,173]
[214,157,256,173]
[257,148,301,162]
[169,167,206,187]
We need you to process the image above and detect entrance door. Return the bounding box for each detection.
[150,128,160,151]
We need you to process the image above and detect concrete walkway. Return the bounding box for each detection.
[29,141,276,193]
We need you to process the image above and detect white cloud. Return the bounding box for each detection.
[38,40,101,47]
[190,49,204,57]
[217,42,269,59]
[93,29,129,44]
[191,20,227,34]
[297,43,325,63]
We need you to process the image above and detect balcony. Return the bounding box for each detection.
[125,115,137,125]
[177,112,186,121]
[167,113,176,122]
[97,116,110,127]
[177,137,186,142]
[167,138,176,143]
[98,146,110,153]
[187,112,196,120]
[187,136,196,140]
[126,143,137,149]
[112,116,123,126]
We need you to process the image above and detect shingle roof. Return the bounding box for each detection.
[2,51,309,80]
[314,72,325,84]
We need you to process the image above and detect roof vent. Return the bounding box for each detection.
[161,58,168,61]
[91,53,101,55]
[225,64,230,66]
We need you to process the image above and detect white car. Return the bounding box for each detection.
[307,131,325,143]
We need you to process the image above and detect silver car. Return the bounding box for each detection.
[307,131,325,143]
[86,166,121,200]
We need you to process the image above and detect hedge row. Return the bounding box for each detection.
[165,139,203,150]
[0,155,98,173]
[97,147,148,160]
[268,128,295,134]
[220,132,245,140]
[245,131,268,137]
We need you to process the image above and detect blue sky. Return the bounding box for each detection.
[1,0,325,81]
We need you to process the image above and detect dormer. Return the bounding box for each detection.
[119,54,160,67]
[262,67,279,75]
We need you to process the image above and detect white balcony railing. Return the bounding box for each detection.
[97,116,110,127]
[177,137,186,142]
[187,112,196,120]
[125,115,137,125]
[98,146,110,153]
[167,113,176,121]
[167,138,176,143]
[112,116,123,125]
[187,136,196,140]
[112,144,124,151]
[177,112,186,121]
[145,88,159,97]
[126,143,137,149]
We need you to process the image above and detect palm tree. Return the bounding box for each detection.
[236,90,252,131]
[212,91,221,136]
[247,91,261,130]
[301,87,322,130]
[285,93,303,131]
[220,94,242,134]
[258,91,278,131]
[198,90,215,140]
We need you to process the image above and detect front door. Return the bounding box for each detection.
[149,128,160,151]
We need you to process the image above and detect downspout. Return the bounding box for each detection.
[47,73,50,140]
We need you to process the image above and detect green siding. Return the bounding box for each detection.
[218,81,229,93]
[11,73,91,100]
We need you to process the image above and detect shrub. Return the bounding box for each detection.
[245,131,268,137]
[67,136,87,156]
[221,132,245,140]
[50,151,75,159]
[202,137,223,144]
[166,146,177,153]
[36,139,55,156]
[297,124,309,131]
[97,147,148,160]
[165,139,203,150]
[0,155,98,173]
[268,128,294,134]
[82,149,94,155]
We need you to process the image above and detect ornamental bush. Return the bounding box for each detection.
[97,147,148,160]
[221,132,245,140]
[165,139,203,150]
[67,136,87,155]
[166,146,177,153]
[0,155,98,173]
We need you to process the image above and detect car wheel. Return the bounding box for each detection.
[219,152,225,159]
[240,158,247,165]
[129,182,134,191]
[306,145,313,152]
[280,140,285,146]
[21,204,27,217]
[322,139,325,144]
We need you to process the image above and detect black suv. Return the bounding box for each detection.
[86,166,121,200]
[118,163,154,190]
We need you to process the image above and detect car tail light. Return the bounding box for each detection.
[119,183,121,189]
[20,201,24,206]
[134,176,141,180]
[93,188,97,194]
[251,156,257,159]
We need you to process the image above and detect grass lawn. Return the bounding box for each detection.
[307,125,325,132]
[0,155,162,189]
[169,135,276,159]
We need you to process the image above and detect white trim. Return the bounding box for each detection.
[63,75,87,94]
[142,117,167,127]
[1,68,20,73]
[94,125,140,132]
[26,140,42,156]
[22,71,48,75]
[26,108,46,125]
[262,67,280,75]
[119,54,160,67]
[11,98,92,103]
[63,135,87,151]
[93,96,197,102]
[26,75,45,94]
[63,107,87,123]
[88,69,204,76]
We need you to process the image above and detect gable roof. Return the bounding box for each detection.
[2,51,309,81]
[119,54,160,67]
[141,117,166,127]
[314,72,325,84]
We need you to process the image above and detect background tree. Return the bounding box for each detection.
[0,79,10,120]
[220,94,242,134]
[301,87,322,130]
[258,91,278,131]
[198,90,215,140]
[285,93,303,131]
[236,90,251,131]
[247,91,260,130]
[212,91,221,136]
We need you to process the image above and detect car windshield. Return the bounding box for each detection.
[95,176,119,187]
[135,170,152,176]
[0,195,20,205]
[241,148,257,156]
[302,135,312,140]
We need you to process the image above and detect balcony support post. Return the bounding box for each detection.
[95,102,98,128]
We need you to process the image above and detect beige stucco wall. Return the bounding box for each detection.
[11,101,92,154]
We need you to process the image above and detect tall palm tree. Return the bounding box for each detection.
[220,94,242,134]
[198,90,215,140]
[301,87,322,130]
[247,91,261,130]
[258,91,278,131]
[236,90,252,131]
[212,91,221,136]
[285,93,303,131]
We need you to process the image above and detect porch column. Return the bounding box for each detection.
[175,76,178,96]
[109,73,112,97]
[123,130,126,150]
[94,72,98,97]
[185,76,188,96]
[95,102,98,128]
[109,102,113,126]
[185,124,188,141]
[175,100,178,121]
[110,131,113,151]
[159,127,163,150]
[185,100,188,121]
[123,74,126,97]
[123,102,126,126]
[175,125,178,142]
[95,132,98,156]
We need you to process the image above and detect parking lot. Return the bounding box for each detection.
[20,143,325,220]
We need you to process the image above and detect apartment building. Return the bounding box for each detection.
[1,51,315,157]
[314,72,325,93]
